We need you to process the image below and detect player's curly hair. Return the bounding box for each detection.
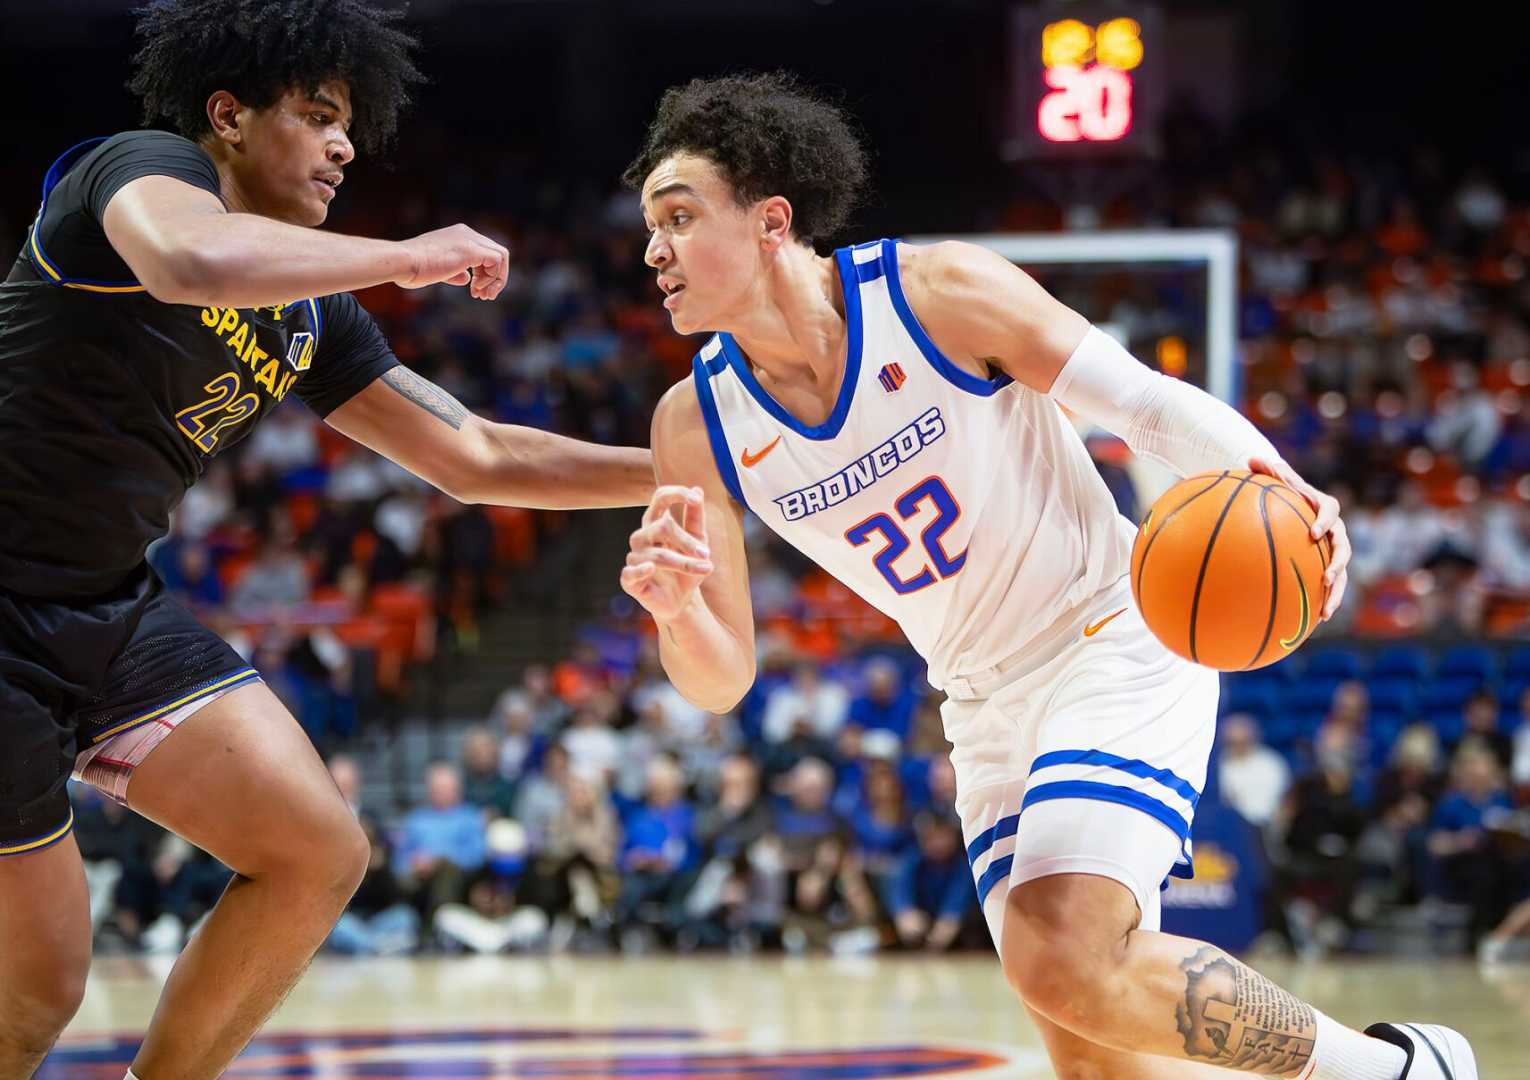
[622,71,868,248]
[128,0,425,155]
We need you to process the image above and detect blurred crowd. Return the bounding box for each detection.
[1218,660,1530,963]
[74,649,985,957]
[54,126,1530,959]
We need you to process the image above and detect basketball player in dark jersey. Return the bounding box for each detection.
[0,4,651,1077]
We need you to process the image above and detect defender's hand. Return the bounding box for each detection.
[621,486,714,622]
[394,224,509,300]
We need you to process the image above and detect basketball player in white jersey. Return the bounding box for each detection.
[617,74,1477,1080]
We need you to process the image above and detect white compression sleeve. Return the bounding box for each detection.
[1047,326,1280,477]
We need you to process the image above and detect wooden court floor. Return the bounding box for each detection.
[44,955,1530,1077]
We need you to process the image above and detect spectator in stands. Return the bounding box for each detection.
[617,696,675,800]
[525,773,620,938]
[244,402,319,473]
[154,540,225,608]
[169,459,234,542]
[629,645,711,743]
[1325,680,1371,738]
[1217,713,1292,830]
[284,627,358,749]
[1371,724,1446,815]
[616,756,698,941]
[230,517,310,615]
[848,658,917,742]
[761,661,851,744]
[514,741,571,851]
[774,757,847,872]
[851,759,917,896]
[491,690,544,781]
[925,756,959,814]
[1358,481,1455,581]
[1314,684,1374,799]
[1416,544,1489,636]
[328,818,420,956]
[562,692,624,786]
[116,835,233,956]
[395,762,487,918]
[887,812,980,952]
[461,725,518,819]
[694,755,774,861]
[678,754,785,951]
[760,702,841,781]
[1428,363,1503,470]
[1427,744,1516,941]
[434,820,548,954]
[832,727,901,819]
[1275,723,1368,951]
[782,830,878,955]
[1455,688,1513,770]
[375,486,431,566]
[72,787,160,944]
[518,663,571,732]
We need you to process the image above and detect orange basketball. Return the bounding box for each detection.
[1130,469,1332,671]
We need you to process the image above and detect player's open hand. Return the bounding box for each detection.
[394,224,510,300]
[1248,457,1350,621]
[621,485,714,621]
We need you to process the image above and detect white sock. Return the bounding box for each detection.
[1305,1012,1408,1080]
[125,1071,142,1080]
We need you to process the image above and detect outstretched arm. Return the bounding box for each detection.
[900,240,1350,619]
[326,366,654,509]
[102,176,509,308]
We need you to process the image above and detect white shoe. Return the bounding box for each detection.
[1364,1023,1478,1079]
[1475,937,1509,966]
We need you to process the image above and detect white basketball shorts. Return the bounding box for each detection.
[940,574,1220,944]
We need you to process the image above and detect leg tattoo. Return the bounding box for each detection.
[1175,946,1317,1074]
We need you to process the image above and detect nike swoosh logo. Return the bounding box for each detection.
[740,435,782,468]
[1279,558,1310,650]
[1083,608,1128,638]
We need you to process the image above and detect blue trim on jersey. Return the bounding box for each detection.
[305,297,323,341]
[715,244,864,441]
[691,352,748,507]
[1028,749,1201,808]
[41,136,110,202]
[853,257,886,285]
[700,345,729,378]
[1021,780,1190,843]
[966,812,1019,868]
[30,136,147,291]
[879,238,1013,397]
[975,853,1014,903]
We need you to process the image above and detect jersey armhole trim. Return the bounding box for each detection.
[879,238,1013,397]
[691,353,748,509]
[29,135,146,293]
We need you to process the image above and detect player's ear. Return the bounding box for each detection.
[759,196,793,252]
[206,90,247,147]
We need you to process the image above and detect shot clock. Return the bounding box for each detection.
[1005,2,1165,160]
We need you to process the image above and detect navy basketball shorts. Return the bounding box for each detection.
[0,563,259,856]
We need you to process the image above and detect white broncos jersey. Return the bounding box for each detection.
[692,239,1138,689]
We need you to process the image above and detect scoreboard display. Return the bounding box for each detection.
[1005,3,1165,160]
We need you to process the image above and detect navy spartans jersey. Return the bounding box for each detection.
[0,130,399,597]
